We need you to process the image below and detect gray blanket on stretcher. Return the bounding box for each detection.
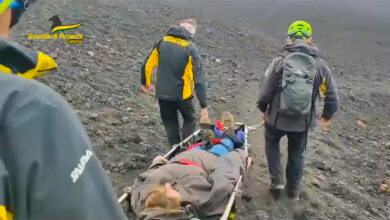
[131,149,248,219]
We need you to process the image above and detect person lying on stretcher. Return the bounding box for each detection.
[130,112,250,220]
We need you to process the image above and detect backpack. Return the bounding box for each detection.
[279,52,316,116]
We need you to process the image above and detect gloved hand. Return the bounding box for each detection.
[213,126,223,138]
[236,130,245,142]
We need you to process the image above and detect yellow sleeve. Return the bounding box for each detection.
[320,77,327,98]
[144,48,159,86]
[1,52,57,80]
[16,52,58,80]
[0,206,13,220]
[182,56,194,99]
[0,65,12,75]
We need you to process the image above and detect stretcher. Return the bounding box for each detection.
[118,123,253,220]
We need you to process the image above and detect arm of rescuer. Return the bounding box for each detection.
[189,44,208,110]
[257,56,283,114]
[0,74,127,220]
[140,42,160,91]
[0,38,57,79]
[317,58,339,120]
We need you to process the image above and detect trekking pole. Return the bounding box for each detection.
[220,175,243,220]
[118,186,132,204]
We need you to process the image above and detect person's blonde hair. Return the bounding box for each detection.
[180,18,197,27]
[180,18,197,36]
[143,184,181,215]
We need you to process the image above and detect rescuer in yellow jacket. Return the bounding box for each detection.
[0,0,57,80]
[141,19,209,146]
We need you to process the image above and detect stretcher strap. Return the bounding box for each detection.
[186,142,202,151]
[212,138,222,144]
[215,120,224,130]
[180,159,200,167]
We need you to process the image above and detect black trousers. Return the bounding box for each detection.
[158,99,196,146]
[264,124,307,192]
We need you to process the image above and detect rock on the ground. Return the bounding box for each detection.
[87,51,95,57]
[356,120,367,128]
[255,211,269,220]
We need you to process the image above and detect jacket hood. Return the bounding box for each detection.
[166,27,192,40]
[283,40,321,57]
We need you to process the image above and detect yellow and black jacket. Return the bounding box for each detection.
[0,74,127,220]
[0,38,57,79]
[141,27,207,108]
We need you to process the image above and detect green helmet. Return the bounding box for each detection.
[288,20,312,39]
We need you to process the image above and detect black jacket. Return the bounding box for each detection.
[257,41,339,132]
[141,27,207,108]
[0,74,127,220]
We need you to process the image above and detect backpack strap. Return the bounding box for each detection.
[270,54,286,128]
[273,54,286,92]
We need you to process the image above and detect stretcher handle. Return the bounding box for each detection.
[220,175,243,220]
[220,124,249,220]
[118,186,132,204]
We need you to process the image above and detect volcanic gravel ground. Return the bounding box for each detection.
[13,0,390,219]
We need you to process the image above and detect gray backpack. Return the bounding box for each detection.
[280,52,316,116]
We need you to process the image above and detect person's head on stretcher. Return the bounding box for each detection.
[144,183,182,213]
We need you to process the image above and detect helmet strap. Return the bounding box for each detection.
[9,5,24,28]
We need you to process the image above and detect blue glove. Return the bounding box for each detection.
[236,130,245,142]
[213,126,223,138]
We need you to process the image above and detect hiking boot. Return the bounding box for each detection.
[200,115,214,142]
[286,190,300,201]
[221,111,235,130]
[199,114,211,125]
[269,184,284,201]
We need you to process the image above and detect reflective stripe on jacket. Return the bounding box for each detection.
[0,39,57,79]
